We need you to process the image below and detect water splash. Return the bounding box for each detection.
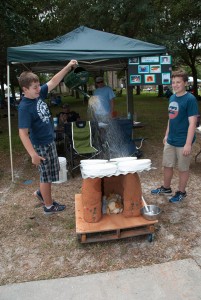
[88,96,135,159]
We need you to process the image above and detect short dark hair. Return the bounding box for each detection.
[171,69,188,82]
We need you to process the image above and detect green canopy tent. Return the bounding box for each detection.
[7,26,166,181]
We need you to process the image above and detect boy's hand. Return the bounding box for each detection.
[183,144,192,156]
[67,60,78,69]
[163,136,168,145]
[31,153,45,166]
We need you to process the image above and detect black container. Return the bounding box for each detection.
[64,66,89,89]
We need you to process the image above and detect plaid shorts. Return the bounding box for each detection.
[34,142,60,183]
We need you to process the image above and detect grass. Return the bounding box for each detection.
[0,91,200,154]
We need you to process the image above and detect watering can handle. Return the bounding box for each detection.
[71,63,79,71]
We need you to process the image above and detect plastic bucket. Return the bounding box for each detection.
[53,117,58,128]
[53,157,67,184]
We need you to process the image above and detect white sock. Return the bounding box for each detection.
[45,205,53,209]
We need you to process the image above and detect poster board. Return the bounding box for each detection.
[128,55,172,86]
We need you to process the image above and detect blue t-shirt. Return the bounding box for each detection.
[167,92,198,147]
[18,84,54,146]
[93,86,115,115]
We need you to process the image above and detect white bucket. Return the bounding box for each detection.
[53,157,67,184]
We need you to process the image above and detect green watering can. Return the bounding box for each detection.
[64,66,90,98]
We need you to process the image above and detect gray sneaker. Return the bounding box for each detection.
[44,203,66,215]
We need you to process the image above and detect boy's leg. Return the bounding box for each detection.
[40,182,53,206]
[169,148,190,203]
[177,147,191,193]
[162,143,177,188]
[35,143,58,207]
[151,144,175,194]
[178,170,189,193]
[163,166,173,188]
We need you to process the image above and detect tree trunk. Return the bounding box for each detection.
[83,84,88,104]
[158,85,164,97]
[75,89,80,99]
[191,66,198,99]
[136,85,141,95]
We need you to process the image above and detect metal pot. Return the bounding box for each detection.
[140,205,161,221]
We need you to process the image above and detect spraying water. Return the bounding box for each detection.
[88,96,136,159]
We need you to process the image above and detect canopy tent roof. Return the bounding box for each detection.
[7,26,166,73]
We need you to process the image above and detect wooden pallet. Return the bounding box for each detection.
[75,194,158,243]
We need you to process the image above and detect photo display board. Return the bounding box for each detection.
[128,55,172,86]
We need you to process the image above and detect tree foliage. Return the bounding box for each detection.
[150,0,201,96]
[0,0,201,97]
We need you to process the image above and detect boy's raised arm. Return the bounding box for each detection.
[47,59,78,92]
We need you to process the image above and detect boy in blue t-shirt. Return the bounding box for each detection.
[151,69,198,203]
[18,59,78,215]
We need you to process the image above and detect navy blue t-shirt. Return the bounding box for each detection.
[18,84,54,146]
[167,92,198,147]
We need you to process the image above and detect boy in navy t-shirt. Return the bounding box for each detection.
[18,59,78,215]
[151,69,198,203]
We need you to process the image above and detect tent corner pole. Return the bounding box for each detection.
[125,69,134,118]
[7,63,14,182]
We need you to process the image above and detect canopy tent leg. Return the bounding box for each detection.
[7,64,14,182]
[125,69,134,119]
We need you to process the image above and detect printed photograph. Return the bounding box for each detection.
[150,65,161,73]
[128,57,139,64]
[130,75,141,84]
[162,73,171,84]
[144,74,156,83]
[138,65,149,73]
[160,55,171,64]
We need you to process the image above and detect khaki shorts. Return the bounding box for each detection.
[162,143,192,172]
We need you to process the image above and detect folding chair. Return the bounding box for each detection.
[64,120,100,176]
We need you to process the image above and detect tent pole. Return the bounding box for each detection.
[125,69,134,119]
[7,64,14,182]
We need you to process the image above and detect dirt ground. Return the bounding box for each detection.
[0,140,201,286]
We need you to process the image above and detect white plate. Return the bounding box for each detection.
[81,163,117,177]
[117,159,151,167]
[80,159,108,165]
[82,163,116,171]
[110,157,137,162]
[117,159,151,172]
[118,164,151,173]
